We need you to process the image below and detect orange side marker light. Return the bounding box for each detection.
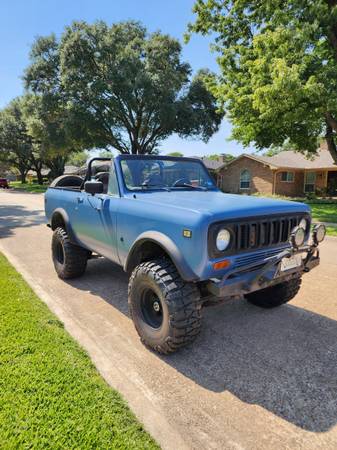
[213,260,230,270]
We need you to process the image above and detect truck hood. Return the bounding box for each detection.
[130,190,310,221]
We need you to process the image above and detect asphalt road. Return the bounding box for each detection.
[1,190,337,450]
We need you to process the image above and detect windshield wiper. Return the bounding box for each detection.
[139,183,171,191]
[173,183,208,191]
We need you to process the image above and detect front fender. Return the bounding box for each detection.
[124,231,198,281]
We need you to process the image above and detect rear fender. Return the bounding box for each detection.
[50,208,78,244]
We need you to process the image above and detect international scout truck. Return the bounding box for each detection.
[45,155,325,353]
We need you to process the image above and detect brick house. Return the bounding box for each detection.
[218,144,337,197]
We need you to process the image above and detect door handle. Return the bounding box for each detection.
[77,196,84,204]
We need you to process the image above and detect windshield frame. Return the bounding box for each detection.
[116,154,219,193]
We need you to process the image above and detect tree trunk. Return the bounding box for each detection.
[19,169,27,184]
[131,139,141,154]
[30,154,44,184]
[325,121,337,164]
[35,167,44,185]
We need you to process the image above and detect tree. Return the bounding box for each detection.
[167,151,183,157]
[0,159,12,176]
[67,150,90,167]
[263,141,295,157]
[188,0,337,161]
[98,150,114,159]
[22,93,83,179]
[25,21,223,155]
[205,153,235,162]
[0,99,32,183]
[0,93,81,184]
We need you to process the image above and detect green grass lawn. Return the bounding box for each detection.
[10,181,48,193]
[253,193,337,236]
[0,252,158,450]
[325,226,337,237]
[305,203,337,236]
[308,203,337,224]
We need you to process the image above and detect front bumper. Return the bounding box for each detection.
[207,243,320,298]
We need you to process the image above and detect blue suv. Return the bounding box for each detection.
[45,155,325,353]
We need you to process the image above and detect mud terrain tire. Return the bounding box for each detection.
[52,227,88,279]
[128,258,202,354]
[246,277,302,308]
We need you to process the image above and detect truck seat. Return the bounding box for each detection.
[95,172,110,194]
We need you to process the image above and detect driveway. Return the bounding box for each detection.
[1,190,337,450]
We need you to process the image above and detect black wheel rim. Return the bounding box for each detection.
[140,288,163,329]
[55,241,64,265]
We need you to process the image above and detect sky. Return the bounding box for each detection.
[0,0,255,157]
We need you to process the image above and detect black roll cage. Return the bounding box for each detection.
[85,157,112,182]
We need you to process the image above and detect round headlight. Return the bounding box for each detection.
[299,218,308,230]
[290,226,305,248]
[313,224,326,244]
[216,229,231,251]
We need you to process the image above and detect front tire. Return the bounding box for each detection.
[245,277,302,308]
[128,259,202,354]
[52,227,88,279]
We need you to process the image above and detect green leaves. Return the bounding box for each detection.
[0,93,78,183]
[176,69,222,141]
[0,98,33,182]
[25,20,223,154]
[189,0,337,157]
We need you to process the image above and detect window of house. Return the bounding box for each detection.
[304,171,316,193]
[240,169,251,189]
[280,171,294,182]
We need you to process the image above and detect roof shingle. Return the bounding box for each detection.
[259,147,337,169]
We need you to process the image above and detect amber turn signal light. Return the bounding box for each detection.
[213,260,230,270]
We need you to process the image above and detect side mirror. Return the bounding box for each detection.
[84,180,103,195]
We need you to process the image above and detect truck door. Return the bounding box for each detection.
[73,161,120,262]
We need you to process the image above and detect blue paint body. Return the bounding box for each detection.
[45,155,311,282]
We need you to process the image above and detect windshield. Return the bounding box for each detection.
[120,158,216,191]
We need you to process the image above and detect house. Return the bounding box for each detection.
[193,156,229,187]
[63,165,81,175]
[25,165,81,182]
[26,168,50,182]
[199,158,225,184]
[218,143,337,197]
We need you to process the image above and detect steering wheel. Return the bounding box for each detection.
[172,177,191,187]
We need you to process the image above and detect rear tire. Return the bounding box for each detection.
[128,258,202,354]
[52,227,88,279]
[246,277,302,308]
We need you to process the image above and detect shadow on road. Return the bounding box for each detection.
[68,258,130,315]
[0,204,46,238]
[69,257,337,434]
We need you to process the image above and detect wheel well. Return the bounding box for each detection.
[126,241,172,273]
[51,212,66,231]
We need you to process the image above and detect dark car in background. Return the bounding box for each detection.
[0,178,9,189]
